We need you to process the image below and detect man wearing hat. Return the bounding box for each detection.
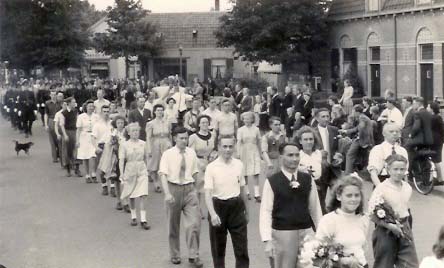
[20,80,37,138]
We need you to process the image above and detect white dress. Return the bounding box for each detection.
[76,113,99,160]
[119,140,149,199]
[420,256,444,268]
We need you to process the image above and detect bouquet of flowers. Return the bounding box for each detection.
[368,195,412,243]
[299,235,346,268]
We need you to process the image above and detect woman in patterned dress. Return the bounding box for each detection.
[237,111,262,202]
[146,104,172,193]
[76,100,99,183]
[119,123,150,230]
[189,115,215,218]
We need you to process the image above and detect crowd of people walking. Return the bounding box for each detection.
[1,75,444,268]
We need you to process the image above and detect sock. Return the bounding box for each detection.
[102,183,107,187]
[245,187,250,195]
[130,209,137,219]
[91,172,96,177]
[254,186,260,197]
[110,183,115,188]
[140,210,147,222]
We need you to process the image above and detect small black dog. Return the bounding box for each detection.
[13,140,34,156]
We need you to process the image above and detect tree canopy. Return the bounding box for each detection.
[215,0,330,71]
[0,0,94,73]
[93,0,162,77]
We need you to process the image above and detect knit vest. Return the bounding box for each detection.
[62,109,77,130]
[268,171,313,230]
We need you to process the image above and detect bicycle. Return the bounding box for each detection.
[409,148,437,195]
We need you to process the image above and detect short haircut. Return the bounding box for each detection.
[315,107,330,117]
[403,96,413,103]
[219,135,235,145]
[382,122,401,133]
[278,142,300,155]
[353,104,364,114]
[173,126,188,136]
[386,97,397,105]
[64,97,74,103]
[166,97,176,104]
[430,101,440,115]
[328,95,339,104]
[84,99,94,106]
[153,104,165,112]
[268,116,281,126]
[101,105,110,110]
[386,154,408,167]
[127,122,141,132]
[221,98,231,105]
[362,97,372,105]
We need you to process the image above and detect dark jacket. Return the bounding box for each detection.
[269,94,283,119]
[313,125,339,163]
[408,108,433,147]
[431,114,444,147]
[128,108,152,141]
[239,95,253,114]
[401,107,414,143]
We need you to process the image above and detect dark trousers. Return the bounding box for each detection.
[372,220,418,268]
[209,197,249,268]
[48,119,59,161]
[22,118,33,135]
[315,181,328,215]
[63,130,77,170]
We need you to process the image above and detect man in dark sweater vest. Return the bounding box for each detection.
[60,97,81,177]
[259,143,322,268]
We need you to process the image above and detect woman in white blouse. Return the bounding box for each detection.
[420,225,444,268]
[316,175,369,268]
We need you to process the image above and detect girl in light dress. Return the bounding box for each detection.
[76,100,99,183]
[119,123,150,230]
[97,115,129,212]
[164,97,178,132]
[188,115,215,218]
[146,104,172,193]
[420,225,444,268]
[316,175,370,268]
[369,154,418,268]
[253,95,261,127]
[339,79,354,116]
[237,111,262,202]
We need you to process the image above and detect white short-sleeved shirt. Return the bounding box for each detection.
[299,150,323,181]
[92,119,113,144]
[159,146,199,185]
[367,141,409,176]
[204,157,245,200]
[368,179,412,218]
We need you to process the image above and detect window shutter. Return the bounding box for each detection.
[226,58,234,79]
[204,59,211,81]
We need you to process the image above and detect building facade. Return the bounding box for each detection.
[326,0,444,101]
[85,12,253,83]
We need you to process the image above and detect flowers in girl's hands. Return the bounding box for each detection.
[299,235,347,268]
[368,195,412,243]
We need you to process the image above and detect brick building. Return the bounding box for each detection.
[84,11,253,83]
[326,0,444,101]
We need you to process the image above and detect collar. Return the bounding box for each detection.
[318,125,327,130]
[281,168,297,181]
[174,146,187,154]
[196,131,211,140]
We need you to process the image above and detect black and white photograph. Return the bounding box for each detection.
[1,0,444,267]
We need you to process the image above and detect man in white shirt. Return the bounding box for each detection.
[202,97,221,131]
[93,89,110,114]
[171,85,193,121]
[260,143,322,268]
[379,98,403,128]
[159,127,203,268]
[92,105,114,196]
[368,123,409,186]
[205,136,250,268]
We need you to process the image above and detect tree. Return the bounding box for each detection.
[93,0,162,78]
[215,0,330,79]
[0,0,91,74]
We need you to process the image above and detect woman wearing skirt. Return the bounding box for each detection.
[119,123,150,230]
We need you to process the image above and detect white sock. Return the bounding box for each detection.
[254,186,260,197]
[140,210,147,222]
[102,183,107,187]
[110,183,115,188]
[91,172,96,177]
[245,187,250,195]
[130,209,137,219]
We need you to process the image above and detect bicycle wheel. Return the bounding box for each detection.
[412,159,435,195]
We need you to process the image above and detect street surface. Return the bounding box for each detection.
[1,117,444,268]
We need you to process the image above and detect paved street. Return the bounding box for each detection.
[1,117,444,268]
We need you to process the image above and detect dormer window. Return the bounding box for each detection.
[368,0,379,11]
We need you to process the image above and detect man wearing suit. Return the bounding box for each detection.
[260,143,322,268]
[20,81,37,138]
[239,87,253,114]
[269,87,283,120]
[128,96,152,141]
[401,96,414,145]
[234,84,243,110]
[313,108,339,163]
[407,97,433,149]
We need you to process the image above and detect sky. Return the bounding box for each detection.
[88,0,233,12]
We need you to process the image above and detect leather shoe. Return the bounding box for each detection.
[189,257,203,268]
[171,257,181,265]
[130,218,137,226]
[110,187,116,197]
[123,205,131,213]
[85,177,92,183]
[91,176,98,183]
[141,221,150,230]
[102,186,108,196]
[115,202,123,210]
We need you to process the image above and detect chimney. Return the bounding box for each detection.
[215,0,220,11]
